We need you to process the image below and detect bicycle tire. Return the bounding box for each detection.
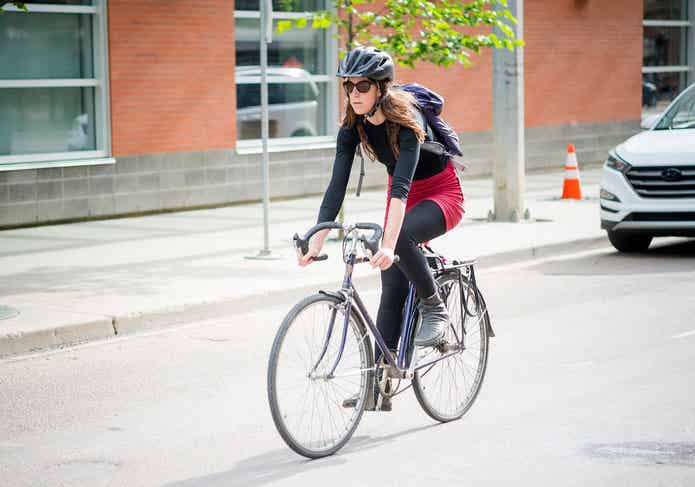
[412,272,490,422]
[267,293,373,458]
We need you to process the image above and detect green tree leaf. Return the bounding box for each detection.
[0,1,28,12]
[295,16,308,29]
[276,19,293,34]
[281,0,520,68]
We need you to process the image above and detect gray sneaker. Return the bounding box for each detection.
[414,293,449,347]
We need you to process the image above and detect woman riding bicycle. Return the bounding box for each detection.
[297,46,465,359]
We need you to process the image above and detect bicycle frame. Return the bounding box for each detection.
[310,229,479,381]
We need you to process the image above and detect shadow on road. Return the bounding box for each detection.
[162,422,442,487]
[533,239,695,276]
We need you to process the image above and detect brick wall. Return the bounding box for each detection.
[322,0,644,134]
[399,53,493,133]
[396,0,643,172]
[108,0,236,156]
[524,0,643,127]
[398,0,643,132]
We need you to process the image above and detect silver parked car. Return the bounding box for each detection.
[236,66,319,139]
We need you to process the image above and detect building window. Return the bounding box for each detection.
[642,0,692,114]
[234,0,337,145]
[0,1,110,168]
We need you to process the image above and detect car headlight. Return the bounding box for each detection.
[605,153,631,174]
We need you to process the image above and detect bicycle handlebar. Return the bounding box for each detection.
[293,222,399,264]
[293,222,342,262]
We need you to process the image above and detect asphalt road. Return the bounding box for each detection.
[2,239,695,487]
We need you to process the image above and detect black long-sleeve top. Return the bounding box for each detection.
[317,112,447,223]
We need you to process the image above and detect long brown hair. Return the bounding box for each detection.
[342,79,425,161]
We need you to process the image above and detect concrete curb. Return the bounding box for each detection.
[0,235,609,359]
[0,317,116,358]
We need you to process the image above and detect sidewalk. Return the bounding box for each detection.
[0,168,607,357]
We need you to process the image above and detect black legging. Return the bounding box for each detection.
[376,199,447,352]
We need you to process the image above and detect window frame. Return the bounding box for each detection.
[642,0,694,96]
[234,2,338,152]
[0,1,113,171]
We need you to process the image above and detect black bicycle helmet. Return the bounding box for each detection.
[336,46,394,81]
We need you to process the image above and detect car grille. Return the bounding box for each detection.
[626,165,695,198]
[624,212,695,222]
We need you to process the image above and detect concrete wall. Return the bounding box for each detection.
[0,119,638,229]
[461,120,640,178]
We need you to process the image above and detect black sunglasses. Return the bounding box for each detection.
[343,80,374,94]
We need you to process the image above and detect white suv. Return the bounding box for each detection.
[600,83,695,252]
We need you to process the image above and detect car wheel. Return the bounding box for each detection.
[607,230,652,253]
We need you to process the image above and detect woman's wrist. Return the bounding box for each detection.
[312,228,330,248]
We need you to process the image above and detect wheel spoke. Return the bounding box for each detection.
[269,296,371,457]
[413,274,489,422]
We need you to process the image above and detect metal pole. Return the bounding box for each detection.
[689,0,695,85]
[246,0,281,260]
[260,0,272,254]
[490,0,527,222]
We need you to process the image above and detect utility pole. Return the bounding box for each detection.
[491,0,527,222]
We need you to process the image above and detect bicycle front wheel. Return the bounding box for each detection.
[412,272,490,422]
[267,293,372,458]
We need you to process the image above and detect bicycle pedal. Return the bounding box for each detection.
[374,389,393,412]
[342,395,358,409]
[343,393,378,411]
[376,397,392,412]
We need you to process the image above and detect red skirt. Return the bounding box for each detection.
[385,160,465,233]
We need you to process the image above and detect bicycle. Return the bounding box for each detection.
[267,221,494,459]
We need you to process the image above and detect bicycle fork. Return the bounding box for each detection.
[308,295,352,379]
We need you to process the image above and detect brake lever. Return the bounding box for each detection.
[363,235,380,256]
[293,233,308,255]
[362,234,400,265]
[293,233,328,262]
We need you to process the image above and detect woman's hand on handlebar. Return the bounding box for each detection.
[370,246,396,271]
[297,243,320,266]
[296,228,330,267]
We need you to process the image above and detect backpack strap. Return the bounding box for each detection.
[356,143,365,197]
[424,118,435,142]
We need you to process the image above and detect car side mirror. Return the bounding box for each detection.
[640,113,662,130]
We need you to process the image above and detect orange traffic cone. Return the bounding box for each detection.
[562,144,582,199]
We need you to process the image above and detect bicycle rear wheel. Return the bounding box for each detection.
[412,271,490,422]
[267,293,372,458]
